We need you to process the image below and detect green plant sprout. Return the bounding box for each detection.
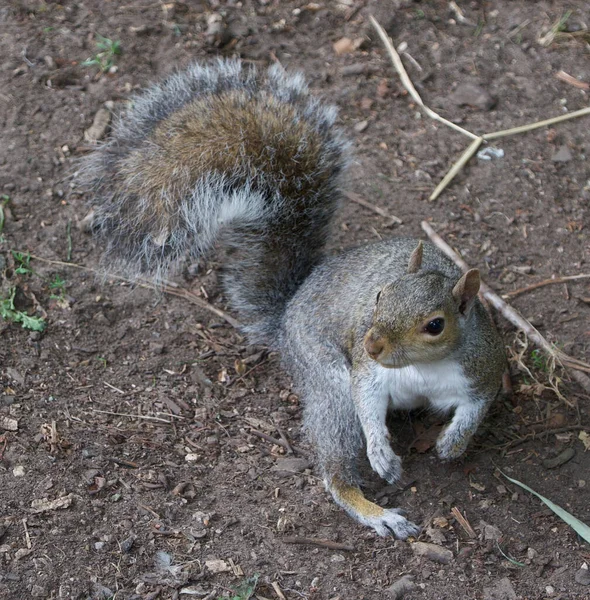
[82,34,122,72]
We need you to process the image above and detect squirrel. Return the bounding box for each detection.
[81,59,506,538]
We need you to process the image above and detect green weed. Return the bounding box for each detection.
[82,34,122,72]
[49,274,67,300]
[0,287,46,332]
[12,251,33,276]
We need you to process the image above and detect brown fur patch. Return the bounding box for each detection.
[117,90,329,229]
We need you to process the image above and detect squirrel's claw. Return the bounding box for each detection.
[369,509,421,539]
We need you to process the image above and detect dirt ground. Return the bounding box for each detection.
[1,1,590,599]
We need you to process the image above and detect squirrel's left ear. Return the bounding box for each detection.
[452,269,480,315]
[407,241,423,274]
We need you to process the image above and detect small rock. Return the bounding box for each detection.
[149,342,165,355]
[542,447,575,469]
[551,145,573,163]
[185,453,199,462]
[482,522,503,542]
[15,548,32,560]
[94,541,105,551]
[575,564,590,585]
[333,37,363,55]
[31,585,47,598]
[119,536,134,553]
[483,577,517,600]
[450,83,497,110]
[43,55,55,69]
[271,457,310,477]
[84,108,111,143]
[354,120,369,133]
[411,541,453,564]
[526,547,538,560]
[330,554,346,562]
[386,574,416,599]
[425,526,446,545]
[13,466,25,477]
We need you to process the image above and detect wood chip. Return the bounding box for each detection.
[30,494,74,513]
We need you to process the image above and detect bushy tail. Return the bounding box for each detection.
[80,59,349,343]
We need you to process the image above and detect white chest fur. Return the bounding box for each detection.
[373,360,472,413]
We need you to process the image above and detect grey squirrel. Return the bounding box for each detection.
[81,59,506,538]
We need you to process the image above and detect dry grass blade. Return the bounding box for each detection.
[421,221,590,394]
[369,15,479,141]
[555,70,590,90]
[450,506,477,539]
[429,137,483,201]
[482,106,590,141]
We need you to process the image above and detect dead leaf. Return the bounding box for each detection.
[579,431,590,451]
[205,559,231,574]
[410,422,442,453]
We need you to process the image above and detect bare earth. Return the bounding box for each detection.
[1,1,590,599]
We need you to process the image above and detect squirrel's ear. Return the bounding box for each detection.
[452,269,480,315]
[407,241,423,274]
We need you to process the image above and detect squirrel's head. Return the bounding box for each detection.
[364,241,480,368]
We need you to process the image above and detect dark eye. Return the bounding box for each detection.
[375,290,382,304]
[425,318,445,336]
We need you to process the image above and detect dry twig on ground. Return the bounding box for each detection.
[369,15,590,201]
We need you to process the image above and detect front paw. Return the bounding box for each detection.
[436,428,470,461]
[367,440,402,484]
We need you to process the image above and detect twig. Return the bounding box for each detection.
[22,518,32,549]
[104,381,126,395]
[369,15,479,141]
[429,137,483,201]
[19,252,242,329]
[497,425,588,451]
[502,274,590,299]
[343,190,402,224]
[250,428,289,450]
[91,408,172,424]
[274,423,294,455]
[555,70,590,90]
[450,507,477,539]
[282,536,355,552]
[271,582,287,600]
[421,221,590,386]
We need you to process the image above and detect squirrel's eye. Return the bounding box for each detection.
[375,290,382,304]
[424,318,445,336]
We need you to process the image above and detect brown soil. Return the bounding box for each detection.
[1,1,590,599]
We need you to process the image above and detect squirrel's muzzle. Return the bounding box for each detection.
[364,329,385,360]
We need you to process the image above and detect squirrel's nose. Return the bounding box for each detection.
[364,331,385,359]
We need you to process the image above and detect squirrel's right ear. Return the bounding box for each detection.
[452,269,480,316]
[407,241,423,274]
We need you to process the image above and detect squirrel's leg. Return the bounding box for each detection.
[435,396,494,460]
[291,347,418,538]
[327,476,420,539]
[351,373,402,485]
